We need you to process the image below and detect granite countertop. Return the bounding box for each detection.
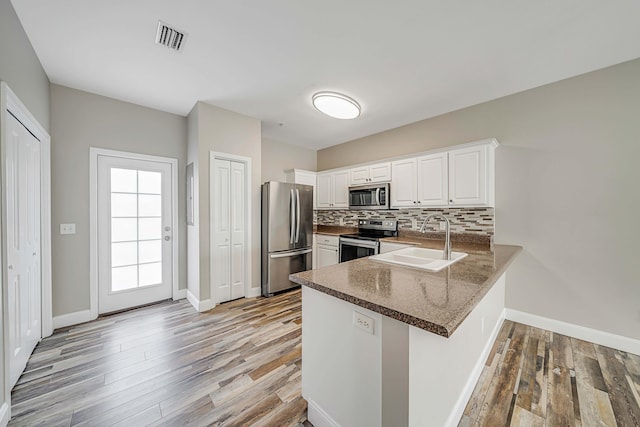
[290,239,521,338]
[313,225,357,236]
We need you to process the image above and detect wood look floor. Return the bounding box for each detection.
[9,290,308,427]
[460,320,640,427]
[10,292,640,427]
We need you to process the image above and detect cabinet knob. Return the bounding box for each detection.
[413,201,416,204]
[449,200,453,203]
[417,201,421,204]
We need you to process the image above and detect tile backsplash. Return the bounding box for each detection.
[314,207,494,237]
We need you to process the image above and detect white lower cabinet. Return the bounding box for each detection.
[314,234,339,267]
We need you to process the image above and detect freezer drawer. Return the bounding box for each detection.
[262,248,312,297]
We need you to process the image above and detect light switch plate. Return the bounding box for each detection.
[60,223,76,235]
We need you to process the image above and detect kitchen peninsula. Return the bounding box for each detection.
[290,238,521,427]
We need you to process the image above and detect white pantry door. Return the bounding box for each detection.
[97,155,173,313]
[212,159,246,303]
[5,112,42,388]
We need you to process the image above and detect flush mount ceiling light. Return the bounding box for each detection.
[312,92,361,119]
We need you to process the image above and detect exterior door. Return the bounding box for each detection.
[213,159,246,303]
[5,112,42,387]
[97,155,173,313]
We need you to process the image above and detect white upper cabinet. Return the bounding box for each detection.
[448,144,493,206]
[390,140,496,208]
[349,162,391,186]
[317,170,349,209]
[390,159,417,207]
[417,152,448,206]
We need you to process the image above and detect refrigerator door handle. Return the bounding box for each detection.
[289,189,295,244]
[270,248,313,259]
[295,188,301,243]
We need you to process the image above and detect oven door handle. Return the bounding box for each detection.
[375,188,381,205]
[339,237,379,249]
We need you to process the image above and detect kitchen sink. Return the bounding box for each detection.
[369,246,467,272]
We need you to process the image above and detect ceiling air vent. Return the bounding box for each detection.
[155,21,186,52]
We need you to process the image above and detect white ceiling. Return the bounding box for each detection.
[11,0,640,150]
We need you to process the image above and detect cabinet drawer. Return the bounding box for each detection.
[315,234,339,247]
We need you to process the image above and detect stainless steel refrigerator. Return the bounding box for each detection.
[261,181,313,296]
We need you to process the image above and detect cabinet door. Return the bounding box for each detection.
[316,244,338,267]
[390,159,417,207]
[316,173,333,208]
[448,145,487,205]
[416,153,448,206]
[332,171,350,208]
[350,166,369,186]
[369,162,391,182]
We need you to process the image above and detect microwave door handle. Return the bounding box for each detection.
[290,189,295,244]
[295,188,301,243]
[375,188,381,205]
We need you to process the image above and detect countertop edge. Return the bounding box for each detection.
[290,275,451,337]
[291,244,523,338]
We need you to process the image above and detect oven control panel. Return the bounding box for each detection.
[358,219,397,231]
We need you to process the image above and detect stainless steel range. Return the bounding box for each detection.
[339,219,398,263]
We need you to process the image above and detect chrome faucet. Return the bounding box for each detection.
[419,214,452,260]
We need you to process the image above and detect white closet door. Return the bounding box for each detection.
[97,155,173,314]
[213,159,232,303]
[213,158,246,303]
[5,112,42,388]
[230,161,246,300]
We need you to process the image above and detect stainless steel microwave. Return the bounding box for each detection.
[348,183,390,210]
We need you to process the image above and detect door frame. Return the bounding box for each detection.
[0,82,52,424]
[209,151,252,306]
[89,148,179,318]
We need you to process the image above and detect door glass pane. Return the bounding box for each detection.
[138,171,162,194]
[112,194,137,217]
[112,265,137,291]
[138,218,161,240]
[112,218,137,242]
[111,168,137,193]
[109,167,164,293]
[111,242,137,267]
[139,262,162,287]
[139,195,161,217]
[138,240,162,264]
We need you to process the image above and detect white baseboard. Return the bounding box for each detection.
[186,290,215,312]
[505,309,640,356]
[246,286,261,298]
[307,399,340,427]
[0,401,9,427]
[446,311,506,427]
[173,288,187,300]
[52,309,95,330]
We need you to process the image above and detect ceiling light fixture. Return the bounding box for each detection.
[312,92,361,119]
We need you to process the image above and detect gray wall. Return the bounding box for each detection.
[318,58,640,340]
[0,0,50,130]
[50,84,187,316]
[261,138,317,182]
[0,0,50,410]
[188,102,262,301]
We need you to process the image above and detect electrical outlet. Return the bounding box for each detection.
[353,311,374,334]
[411,218,417,229]
[60,223,76,235]
[440,221,446,231]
